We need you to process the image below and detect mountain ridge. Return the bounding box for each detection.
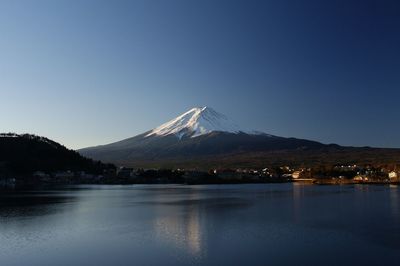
[79,106,400,168]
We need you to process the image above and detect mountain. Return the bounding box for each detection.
[145,106,264,138]
[78,106,400,169]
[0,133,114,176]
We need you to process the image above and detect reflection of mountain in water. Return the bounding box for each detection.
[150,188,254,258]
[154,206,202,255]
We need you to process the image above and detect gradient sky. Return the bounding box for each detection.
[0,0,399,149]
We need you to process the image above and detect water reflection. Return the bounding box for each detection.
[151,188,205,257]
[154,206,203,256]
[151,187,253,258]
[0,184,399,266]
[0,189,77,218]
[292,182,305,222]
[389,185,399,218]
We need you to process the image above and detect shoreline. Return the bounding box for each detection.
[2,179,399,190]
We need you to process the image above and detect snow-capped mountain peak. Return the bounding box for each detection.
[146,106,263,139]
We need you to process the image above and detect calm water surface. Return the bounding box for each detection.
[0,184,399,266]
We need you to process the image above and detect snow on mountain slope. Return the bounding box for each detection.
[146,107,265,139]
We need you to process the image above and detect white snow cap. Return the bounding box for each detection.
[146,106,266,139]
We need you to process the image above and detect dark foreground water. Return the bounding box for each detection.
[0,184,399,266]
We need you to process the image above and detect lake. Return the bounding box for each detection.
[0,184,399,266]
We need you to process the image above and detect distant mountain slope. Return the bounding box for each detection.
[127,147,400,170]
[0,133,113,175]
[80,130,330,163]
[79,106,397,168]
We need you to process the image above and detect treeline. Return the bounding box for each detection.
[0,133,114,176]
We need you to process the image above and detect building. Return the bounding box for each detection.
[388,171,398,181]
[55,170,74,178]
[0,177,16,187]
[292,171,301,179]
[33,171,49,178]
[353,175,368,182]
[117,167,134,178]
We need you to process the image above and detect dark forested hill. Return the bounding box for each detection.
[0,133,114,176]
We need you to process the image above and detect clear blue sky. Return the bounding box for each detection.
[0,0,399,149]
